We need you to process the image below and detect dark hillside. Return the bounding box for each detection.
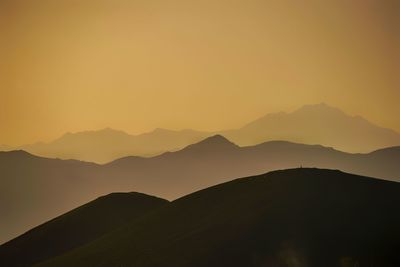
[37,169,400,267]
[0,192,168,267]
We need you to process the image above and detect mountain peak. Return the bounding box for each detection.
[198,134,235,145]
[97,192,169,203]
[243,103,346,128]
[182,135,238,152]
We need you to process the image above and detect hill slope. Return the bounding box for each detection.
[1,137,400,244]
[0,150,100,244]
[0,192,168,267]
[36,169,400,267]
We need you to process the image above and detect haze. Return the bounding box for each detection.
[1,0,399,146]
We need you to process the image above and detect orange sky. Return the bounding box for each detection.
[0,0,399,146]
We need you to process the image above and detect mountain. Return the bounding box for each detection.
[0,150,100,244]
[222,103,400,152]
[2,103,399,163]
[1,136,400,244]
[0,192,167,267]
[22,169,400,267]
[17,128,209,163]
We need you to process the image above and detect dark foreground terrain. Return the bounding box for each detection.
[1,168,399,267]
[0,192,168,267]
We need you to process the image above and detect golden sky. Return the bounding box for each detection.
[0,0,399,146]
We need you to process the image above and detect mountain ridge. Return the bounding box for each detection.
[222,103,400,152]
[1,135,400,244]
[2,103,400,163]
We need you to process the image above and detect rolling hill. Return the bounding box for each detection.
[3,103,400,163]
[7,169,398,267]
[1,136,399,244]
[0,192,167,267]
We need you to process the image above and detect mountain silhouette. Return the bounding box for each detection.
[222,103,400,152]
[6,169,398,267]
[172,134,239,154]
[0,192,167,267]
[1,136,400,244]
[16,128,209,163]
[3,104,399,163]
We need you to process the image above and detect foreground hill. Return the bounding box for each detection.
[34,169,400,267]
[4,104,400,163]
[0,192,167,267]
[1,136,400,243]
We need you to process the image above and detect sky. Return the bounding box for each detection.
[0,0,399,146]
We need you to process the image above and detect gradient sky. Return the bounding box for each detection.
[0,0,399,146]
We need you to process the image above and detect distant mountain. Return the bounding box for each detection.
[18,128,209,163]
[18,169,400,267]
[0,192,167,267]
[222,103,400,152]
[2,103,399,163]
[1,136,399,244]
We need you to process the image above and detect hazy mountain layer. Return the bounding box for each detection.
[0,192,167,267]
[22,169,400,267]
[18,128,209,163]
[0,136,399,244]
[3,104,400,163]
[223,103,400,152]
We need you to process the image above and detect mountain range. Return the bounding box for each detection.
[1,169,399,267]
[15,128,209,163]
[3,103,400,163]
[1,135,399,244]
[224,103,400,152]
